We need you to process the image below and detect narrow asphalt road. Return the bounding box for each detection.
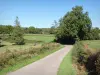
[7,45,73,75]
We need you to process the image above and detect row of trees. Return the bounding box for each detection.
[0,25,13,34]
[55,6,100,44]
[0,25,55,34]
[0,17,56,45]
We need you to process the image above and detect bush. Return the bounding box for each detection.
[15,37,25,45]
[72,42,88,64]
[11,17,25,45]
[72,41,100,75]
[96,52,100,75]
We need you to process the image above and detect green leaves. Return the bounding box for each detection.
[55,6,92,43]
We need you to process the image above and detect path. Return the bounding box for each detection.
[7,45,73,75]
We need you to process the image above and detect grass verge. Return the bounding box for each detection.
[57,48,76,75]
[0,45,64,75]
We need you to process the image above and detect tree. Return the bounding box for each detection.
[0,25,6,34]
[6,25,13,34]
[49,26,55,34]
[55,6,92,44]
[11,16,25,45]
[0,25,13,34]
[49,20,59,34]
[52,20,58,28]
[90,28,100,40]
[28,26,35,34]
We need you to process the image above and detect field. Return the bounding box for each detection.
[0,34,55,52]
[82,40,100,49]
[24,34,55,43]
[82,40,100,53]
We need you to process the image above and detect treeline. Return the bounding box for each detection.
[0,25,55,34]
[55,6,100,44]
[0,25,13,34]
[0,17,56,46]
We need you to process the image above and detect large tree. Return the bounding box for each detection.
[56,6,92,44]
[11,16,25,45]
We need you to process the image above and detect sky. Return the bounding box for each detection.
[0,0,100,28]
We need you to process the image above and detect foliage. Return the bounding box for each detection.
[0,34,6,47]
[49,26,55,34]
[55,6,92,44]
[0,25,13,34]
[11,17,25,45]
[23,27,52,34]
[49,20,58,34]
[28,26,36,34]
[73,41,100,75]
[72,42,88,64]
[96,52,100,75]
[0,25,56,35]
[72,42,91,75]
[90,28,100,40]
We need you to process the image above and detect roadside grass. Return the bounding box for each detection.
[57,48,76,75]
[0,44,64,75]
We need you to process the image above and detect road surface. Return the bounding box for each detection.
[7,45,73,75]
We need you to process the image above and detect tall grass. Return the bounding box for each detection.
[0,43,60,71]
[72,42,88,75]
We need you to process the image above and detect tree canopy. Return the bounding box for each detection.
[55,6,92,44]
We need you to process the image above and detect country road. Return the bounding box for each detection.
[7,45,73,75]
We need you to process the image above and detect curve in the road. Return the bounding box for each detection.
[7,45,73,75]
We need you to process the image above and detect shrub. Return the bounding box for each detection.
[11,17,25,45]
[72,41,100,75]
[7,58,16,66]
[96,52,100,75]
[72,42,88,64]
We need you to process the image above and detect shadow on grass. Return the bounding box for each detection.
[0,45,6,47]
